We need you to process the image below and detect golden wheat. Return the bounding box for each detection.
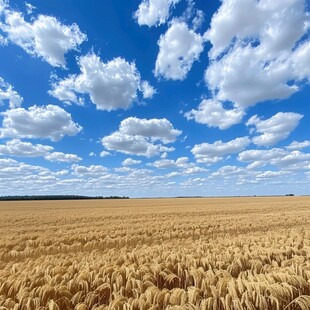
[0,197,309,309]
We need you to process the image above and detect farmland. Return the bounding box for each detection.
[0,197,310,309]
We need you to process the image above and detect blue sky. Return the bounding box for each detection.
[0,0,309,197]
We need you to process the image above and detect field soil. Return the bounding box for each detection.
[0,197,310,309]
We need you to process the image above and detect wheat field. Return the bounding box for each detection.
[0,197,310,310]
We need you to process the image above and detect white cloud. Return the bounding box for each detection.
[179,0,205,30]
[238,148,287,163]
[273,151,310,169]
[238,148,310,171]
[0,105,82,141]
[192,9,205,30]
[211,165,247,178]
[0,158,47,178]
[134,0,180,27]
[151,157,189,169]
[0,154,308,196]
[0,34,7,45]
[192,137,250,163]
[207,0,309,60]
[185,99,244,129]
[71,164,108,177]
[1,9,86,67]
[155,20,205,80]
[287,140,310,150]
[0,139,81,163]
[140,81,156,99]
[50,54,154,111]
[0,77,23,108]
[44,152,81,163]
[122,158,142,166]
[0,158,84,195]
[292,40,310,81]
[209,164,298,187]
[206,45,298,109]
[247,112,303,146]
[214,167,283,187]
[0,158,21,168]
[246,161,266,170]
[119,117,181,143]
[165,171,180,178]
[49,76,79,105]
[102,132,174,158]
[161,152,168,159]
[25,3,35,15]
[102,117,180,157]
[183,165,207,175]
[149,157,208,176]
[0,139,53,157]
[256,170,290,179]
[199,0,310,127]
[0,0,8,12]
[150,156,208,175]
[100,151,111,157]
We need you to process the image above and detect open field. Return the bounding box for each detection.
[0,197,310,309]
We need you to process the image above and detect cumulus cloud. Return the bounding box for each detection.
[0,139,53,157]
[151,157,189,169]
[207,0,309,59]
[71,164,108,177]
[274,151,310,169]
[0,105,82,141]
[134,0,180,27]
[185,99,244,129]
[192,137,250,164]
[100,151,111,157]
[140,81,156,99]
[247,112,303,146]
[122,158,142,166]
[246,161,266,170]
[0,158,82,195]
[292,40,310,81]
[44,152,82,163]
[238,148,288,163]
[0,77,23,108]
[150,156,208,175]
[238,148,310,171]
[287,140,310,150]
[102,132,174,158]
[0,138,81,162]
[256,170,290,179]
[155,20,205,80]
[186,0,310,129]
[119,117,181,143]
[209,164,301,188]
[49,76,79,105]
[102,117,181,157]
[0,7,86,67]
[205,45,298,109]
[210,165,247,178]
[205,0,310,102]
[0,157,47,178]
[50,53,154,111]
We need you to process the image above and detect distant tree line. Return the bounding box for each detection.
[0,195,130,201]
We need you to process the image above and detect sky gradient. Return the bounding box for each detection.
[0,0,310,197]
